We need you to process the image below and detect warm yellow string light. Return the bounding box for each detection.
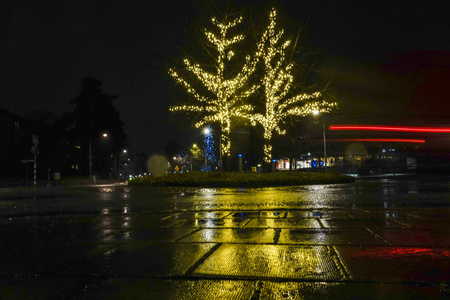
[169,8,337,163]
[169,13,268,158]
[251,8,337,162]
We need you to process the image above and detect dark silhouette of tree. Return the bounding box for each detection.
[58,77,126,176]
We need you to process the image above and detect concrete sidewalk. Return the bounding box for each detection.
[1,206,450,299]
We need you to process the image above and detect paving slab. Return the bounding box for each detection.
[258,211,287,218]
[371,228,450,247]
[228,212,261,219]
[75,279,255,300]
[321,218,406,229]
[194,244,344,280]
[335,246,450,282]
[406,208,450,220]
[259,281,442,299]
[244,219,321,229]
[93,214,184,229]
[286,210,357,219]
[285,210,315,218]
[0,277,92,300]
[279,229,386,245]
[178,228,275,244]
[101,228,196,244]
[0,243,112,275]
[164,211,234,219]
[359,209,424,219]
[396,219,450,231]
[173,218,249,228]
[58,243,216,277]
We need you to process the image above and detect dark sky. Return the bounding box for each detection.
[1,0,450,155]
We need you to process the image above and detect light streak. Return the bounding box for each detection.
[325,138,425,143]
[329,125,450,133]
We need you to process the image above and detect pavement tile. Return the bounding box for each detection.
[361,209,424,219]
[173,218,249,228]
[321,218,406,229]
[228,212,261,219]
[58,243,216,277]
[178,228,275,243]
[0,243,112,275]
[258,211,286,218]
[285,210,315,218]
[94,214,182,229]
[407,209,450,220]
[396,219,450,231]
[335,246,450,282]
[371,228,450,247]
[194,244,343,280]
[76,279,255,300]
[99,228,196,244]
[0,277,91,300]
[0,223,102,246]
[259,281,441,299]
[244,219,321,229]
[169,211,234,219]
[279,229,386,245]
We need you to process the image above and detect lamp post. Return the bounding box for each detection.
[313,111,327,171]
[89,133,108,183]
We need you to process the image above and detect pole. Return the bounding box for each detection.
[323,120,327,172]
[219,137,222,169]
[33,153,36,186]
[89,139,92,182]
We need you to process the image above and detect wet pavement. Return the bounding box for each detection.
[1,178,450,299]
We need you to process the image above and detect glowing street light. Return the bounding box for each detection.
[313,112,327,171]
[90,132,109,182]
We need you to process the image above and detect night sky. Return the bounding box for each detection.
[1,1,449,155]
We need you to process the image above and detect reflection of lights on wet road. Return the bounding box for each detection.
[122,216,130,228]
[101,229,114,242]
[123,206,129,214]
[352,247,450,259]
[102,208,110,215]
[199,188,216,201]
[195,244,337,279]
[314,232,327,244]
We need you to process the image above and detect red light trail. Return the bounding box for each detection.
[327,138,425,143]
[329,125,450,133]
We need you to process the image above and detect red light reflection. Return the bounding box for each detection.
[352,247,450,259]
[326,138,425,143]
[329,125,450,133]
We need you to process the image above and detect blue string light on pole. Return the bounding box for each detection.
[202,126,217,172]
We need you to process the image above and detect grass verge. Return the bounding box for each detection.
[129,171,354,188]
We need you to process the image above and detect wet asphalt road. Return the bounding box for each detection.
[1,177,450,299]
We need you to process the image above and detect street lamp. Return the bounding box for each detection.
[89,132,109,183]
[313,111,327,171]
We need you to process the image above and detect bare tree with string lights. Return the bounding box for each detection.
[169,13,267,163]
[250,9,337,162]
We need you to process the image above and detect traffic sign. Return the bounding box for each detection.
[180,152,186,158]
[31,145,40,157]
